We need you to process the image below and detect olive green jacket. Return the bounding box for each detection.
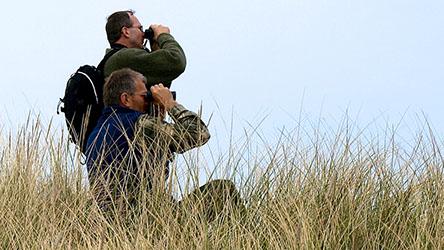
[103,33,186,87]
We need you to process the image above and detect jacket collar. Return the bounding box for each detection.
[102,105,142,116]
[110,43,127,50]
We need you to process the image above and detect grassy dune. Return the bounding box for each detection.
[0,117,443,249]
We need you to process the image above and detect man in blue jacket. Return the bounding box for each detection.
[86,68,242,221]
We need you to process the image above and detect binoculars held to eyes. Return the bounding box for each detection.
[144,28,154,42]
[145,91,176,102]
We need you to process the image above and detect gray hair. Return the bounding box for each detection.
[103,68,146,106]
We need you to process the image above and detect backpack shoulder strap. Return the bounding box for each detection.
[97,44,126,73]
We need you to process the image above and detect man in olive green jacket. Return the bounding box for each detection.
[103,10,186,87]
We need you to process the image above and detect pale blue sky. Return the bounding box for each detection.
[0,0,443,147]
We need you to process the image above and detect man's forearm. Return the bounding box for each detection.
[156,33,187,74]
[168,103,210,153]
[136,103,210,154]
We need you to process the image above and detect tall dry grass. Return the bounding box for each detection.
[0,116,444,249]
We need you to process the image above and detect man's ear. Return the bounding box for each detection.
[120,93,130,107]
[121,26,130,38]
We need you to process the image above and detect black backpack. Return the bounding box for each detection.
[58,48,122,153]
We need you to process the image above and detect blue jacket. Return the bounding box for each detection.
[86,103,211,202]
[86,106,143,188]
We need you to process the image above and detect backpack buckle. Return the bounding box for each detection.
[56,98,64,114]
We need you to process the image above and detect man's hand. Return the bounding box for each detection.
[149,24,170,41]
[150,84,177,111]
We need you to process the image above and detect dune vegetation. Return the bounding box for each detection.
[0,115,443,249]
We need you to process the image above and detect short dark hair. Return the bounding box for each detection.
[105,10,135,45]
[103,68,146,106]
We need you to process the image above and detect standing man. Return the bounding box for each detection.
[104,10,186,87]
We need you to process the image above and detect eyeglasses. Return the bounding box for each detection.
[129,92,148,99]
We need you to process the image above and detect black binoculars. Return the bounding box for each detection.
[146,91,176,102]
[144,28,154,42]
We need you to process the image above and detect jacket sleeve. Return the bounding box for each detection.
[135,104,210,154]
[152,33,187,76]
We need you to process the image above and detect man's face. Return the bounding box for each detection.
[127,15,144,48]
[126,78,148,113]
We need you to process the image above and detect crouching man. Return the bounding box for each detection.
[86,68,242,221]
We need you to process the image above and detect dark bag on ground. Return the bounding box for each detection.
[58,48,121,153]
